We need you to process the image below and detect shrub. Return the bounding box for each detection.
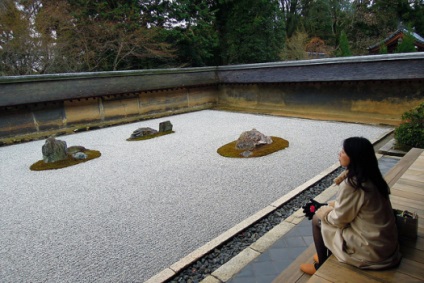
[394,102,424,149]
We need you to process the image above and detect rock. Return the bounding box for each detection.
[42,137,68,163]
[130,127,158,139]
[67,146,86,154]
[159,120,173,132]
[72,152,87,160]
[235,129,273,150]
[240,151,252,157]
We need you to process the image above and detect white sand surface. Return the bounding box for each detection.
[0,110,391,282]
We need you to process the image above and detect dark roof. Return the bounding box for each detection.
[368,27,424,50]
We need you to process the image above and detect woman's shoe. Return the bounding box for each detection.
[313,253,319,263]
[300,263,317,275]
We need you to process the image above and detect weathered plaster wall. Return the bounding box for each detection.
[0,86,217,144]
[216,80,424,125]
[0,53,423,145]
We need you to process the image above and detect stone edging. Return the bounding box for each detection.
[145,131,393,283]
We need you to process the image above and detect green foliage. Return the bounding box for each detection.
[281,30,309,60]
[217,0,285,64]
[337,31,352,57]
[394,103,424,149]
[379,44,388,54]
[163,0,220,67]
[302,0,333,44]
[395,32,417,53]
[2,0,424,74]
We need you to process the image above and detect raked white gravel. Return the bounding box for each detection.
[0,110,392,282]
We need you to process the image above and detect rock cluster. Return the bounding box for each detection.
[235,129,273,150]
[129,120,173,139]
[129,127,158,139]
[42,137,88,163]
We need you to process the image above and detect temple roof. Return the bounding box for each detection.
[368,26,424,51]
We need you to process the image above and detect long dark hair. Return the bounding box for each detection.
[343,137,389,198]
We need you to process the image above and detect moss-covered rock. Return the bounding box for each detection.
[126,131,174,141]
[30,149,101,171]
[217,136,289,158]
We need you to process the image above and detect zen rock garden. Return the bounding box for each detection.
[127,120,174,141]
[217,128,289,158]
[30,136,101,171]
[29,123,286,171]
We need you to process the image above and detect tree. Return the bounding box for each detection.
[337,30,352,56]
[162,0,219,67]
[411,0,424,36]
[302,0,333,44]
[281,30,308,60]
[281,0,302,38]
[379,44,388,54]
[305,37,332,58]
[0,0,45,75]
[395,31,417,53]
[346,0,380,54]
[346,0,422,55]
[216,0,285,64]
[62,0,175,71]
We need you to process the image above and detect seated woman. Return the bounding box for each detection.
[300,137,401,275]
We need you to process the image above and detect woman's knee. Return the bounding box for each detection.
[312,214,321,228]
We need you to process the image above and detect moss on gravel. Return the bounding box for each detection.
[30,149,101,171]
[217,136,289,158]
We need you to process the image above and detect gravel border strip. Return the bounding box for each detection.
[164,166,344,283]
[146,131,394,283]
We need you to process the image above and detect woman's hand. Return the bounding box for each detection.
[327,200,335,207]
[315,205,333,220]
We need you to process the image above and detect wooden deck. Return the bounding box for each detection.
[273,148,424,283]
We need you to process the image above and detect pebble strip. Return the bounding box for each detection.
[167,167,344,282]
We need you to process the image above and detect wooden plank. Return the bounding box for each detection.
[272,244,315,283]
[358,257,424,282]
[399,236,424,251]
[306,276,333,283]
[393,179,422,188]
[399,172,424,182]
[390,195,424,214]
[302,149,424,283]
[310,256,424,283]
[391,196,424,211]
[312,256,381,283]
[400,243,424,264]
[385,148,424,188]
[391,189,424,201]
[391,181,424,199]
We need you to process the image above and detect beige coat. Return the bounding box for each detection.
[321,178,401,269]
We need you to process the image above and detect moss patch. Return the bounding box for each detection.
[126,131,175,141]
[30,149,101,171]
[217,136,289,158]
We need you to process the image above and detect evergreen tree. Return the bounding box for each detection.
[163,0,219,67]
[379,44,388,54]
[302,0,333,44]
[216,0,285,64]
[337,30,352,56]
[395,31,417,53]
[411,0,424,36]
